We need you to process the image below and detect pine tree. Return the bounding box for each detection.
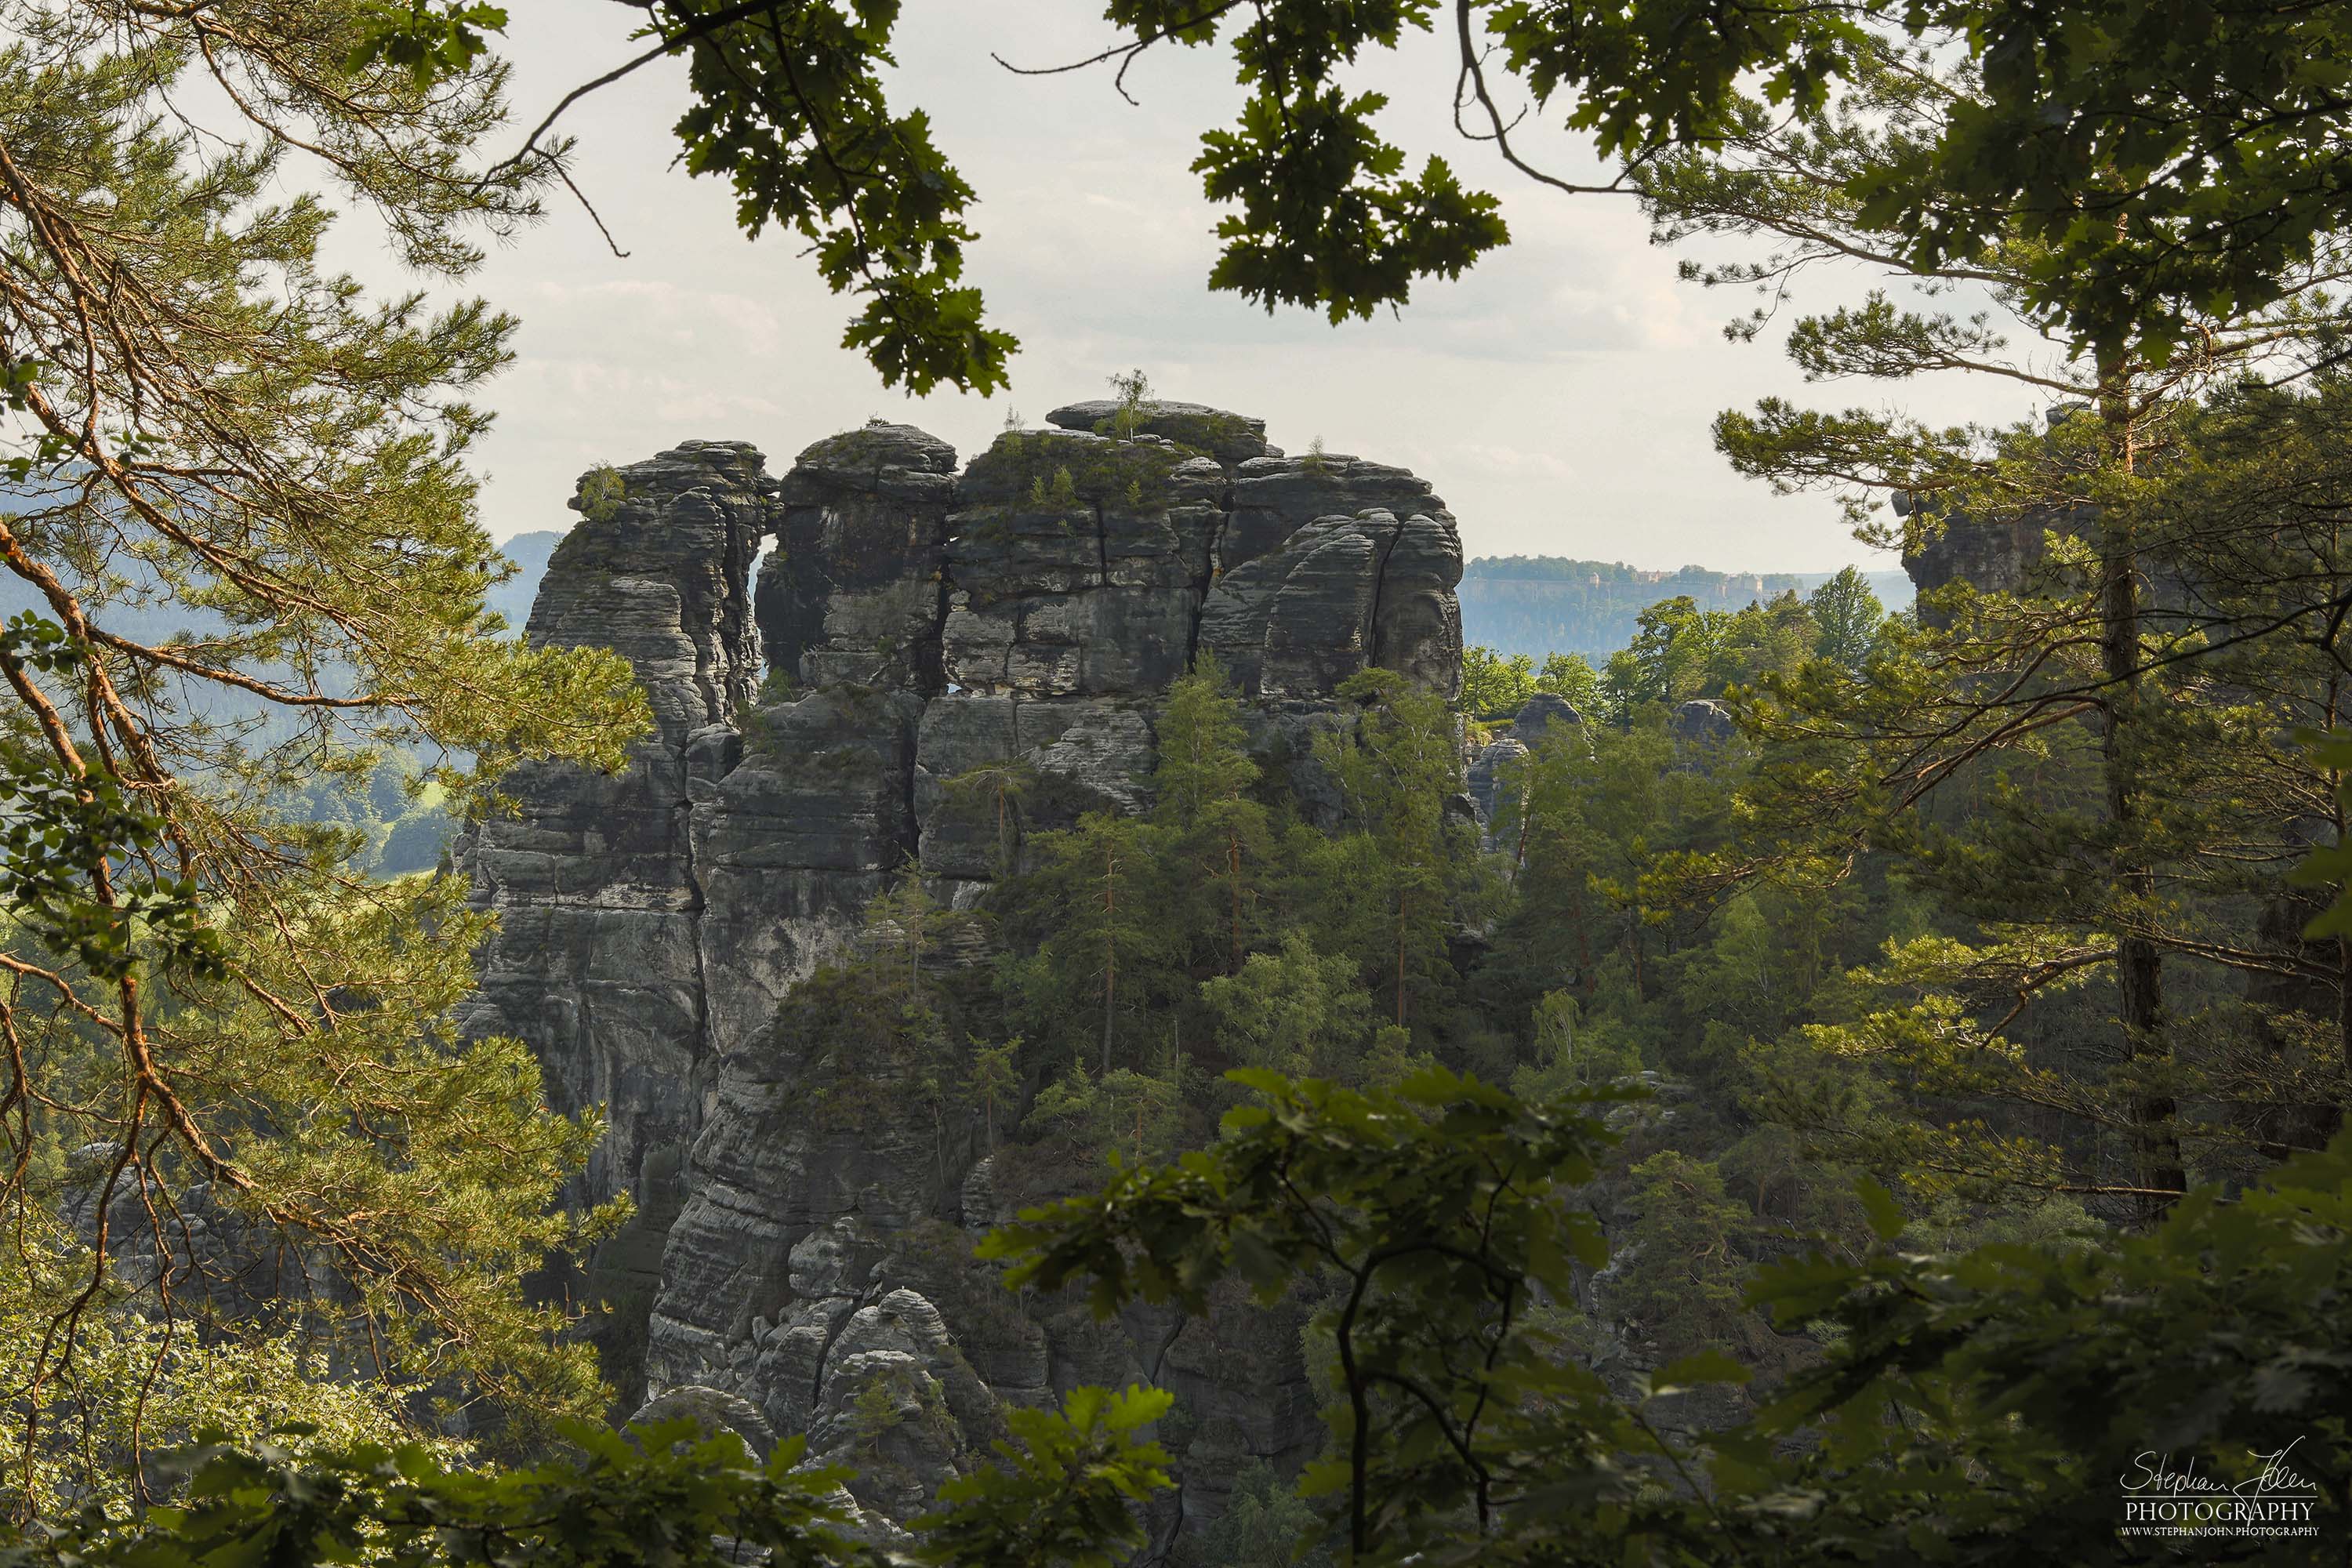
[1318,671,1474,1033]
[0,2,644,1490]
[1646,40,2352,1217]
[941,759,1038,874]
[1021,814,1176,1076]
[1738,390,2352,1210]
[1151,654,1272,977]
[1806,568,1886,673]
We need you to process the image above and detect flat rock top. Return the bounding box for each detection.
[1044,398,1269,465]
[566,441,773,514]
[792,423,957,479]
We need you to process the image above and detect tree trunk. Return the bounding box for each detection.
[1395,889,1408,1028]
[2098,388,2183,1221]
[1102,840,1117,1075]
[1229,823,1244,975]
[2337,934,2352,1089]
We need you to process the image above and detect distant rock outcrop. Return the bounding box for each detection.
[758,423,956,693]
[455,401,1465,1545]
[1468,693,1585,844]
[1671,698,1737,747]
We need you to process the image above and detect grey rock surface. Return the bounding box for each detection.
[529,442,770,740]
[1468,735,1529,836]
[463,399,1466,1541]
[1511,692,1582,742]
[1222,452,1443,574]
[1200,498,1465,702]
[1671,698,1738,747]
[1044,398,1272,466]
[1902,505,2049,608]
[760,423,956,693]
[942,430,1225,698]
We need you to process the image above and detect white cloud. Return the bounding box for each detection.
[314,0,2014,575]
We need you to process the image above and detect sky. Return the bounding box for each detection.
[389,1,2046,570]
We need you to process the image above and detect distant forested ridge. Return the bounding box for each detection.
[1461,557,1913,661]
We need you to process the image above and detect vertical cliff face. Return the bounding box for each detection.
[456,442,771,1248]
[757,423,957,693]
[459,402,1465,1541]
[1900,498,2048,603]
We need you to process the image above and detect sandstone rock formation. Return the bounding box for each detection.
[456,402,1466,1544]
[1670,698,1737,747]
[1468,692,1585,842]
[1898,491,2048,604]
[1897,408,2089,605]
[456,441,771,1243]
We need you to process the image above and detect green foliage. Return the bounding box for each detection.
[1152,652,1261,828]
[1535,651,1602,713]
[911,1385,1174,1568]
[1719,377,2352,1208]
[972,426,1194,524]
[1151,653,1276,979]
[652,2,1015,393]
[2293,729,2352,941]
[1185,1457,1333,1568]
[1508,991,1640,1098]
[1319,670,1477,1032]
[988,1065,2352,1563]
[847,1361,955,1463]
[20,1067,2352,1563]
[0,0,648,1481]
[0,1389,1178,1568]
[1504,0,2352,361]
[1028,465,1081,512]
[356,2,2352,405]
[1484,715,1720,1014]
[1022,1057,1186,1172]
[1463,561,1910,666]
[1806,566,1885,673]
[968,1036,1022,1150]
[1609,1152,1758,1351]
[1596,591,1821,714]
[1746,1131,2352,1561]
[347,2,509,85]
[2,1423,868,1568]
[0,617,219,981]
[575,462,629,524]
[1014,812,1181,1075]
[1185,60,1508,322]
[789,960,960,1142]
[985,658,1505,1171]
[0,743,220,983]
[939,757,1036,873]
[1458,644,1537,717]
[1104,367,1153,440]
[0,1223,459,1519]
[985,1066,1628,1559]
[1198,931,1375,1083]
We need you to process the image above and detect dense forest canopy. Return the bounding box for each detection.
[4,2,2352,1566]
